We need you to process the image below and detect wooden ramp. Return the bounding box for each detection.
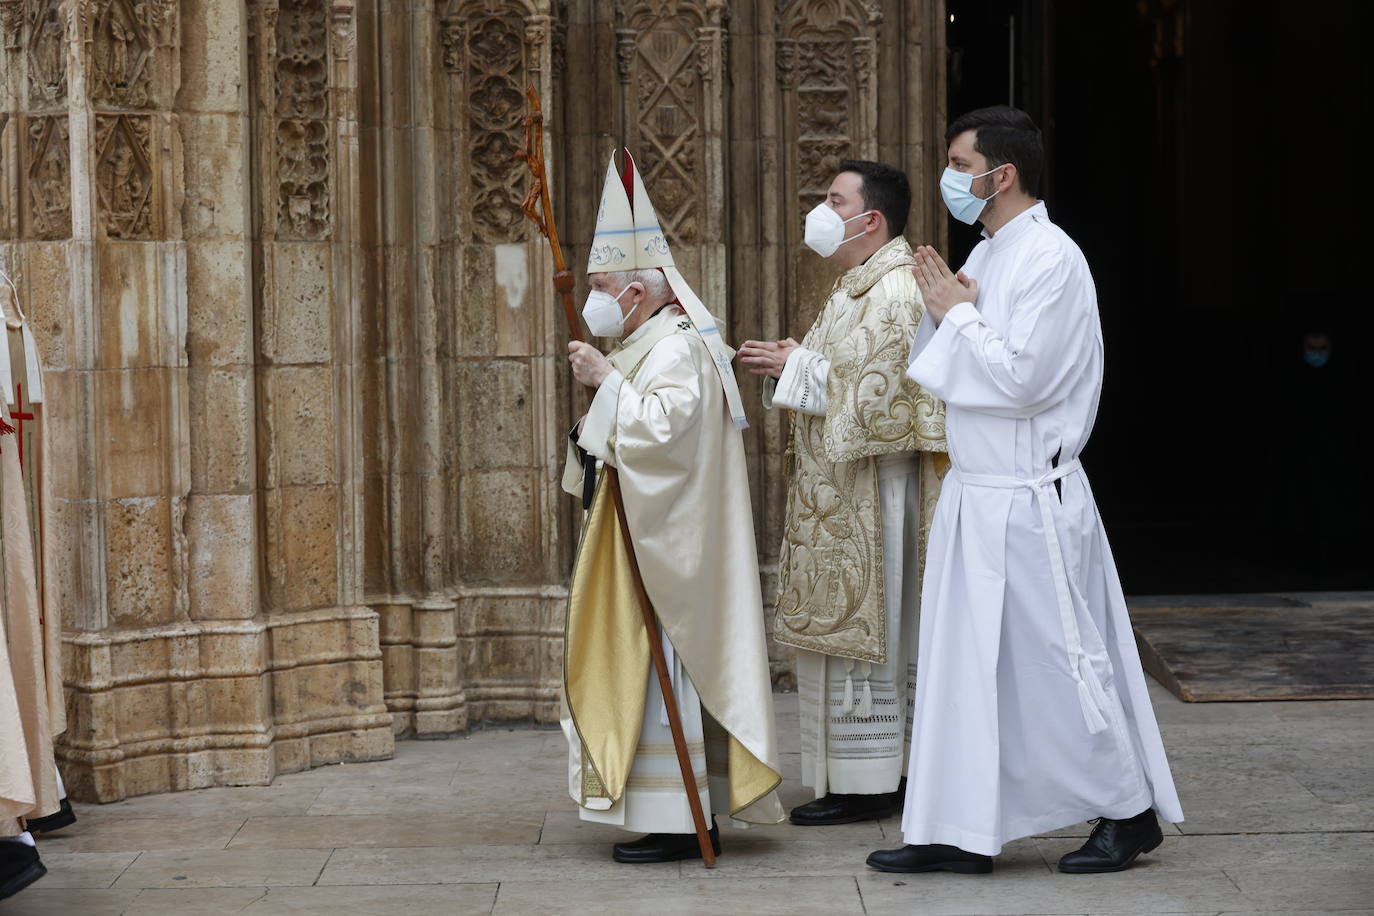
[1130,593,1374,702]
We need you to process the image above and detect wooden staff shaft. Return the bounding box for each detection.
[520,89,715,867]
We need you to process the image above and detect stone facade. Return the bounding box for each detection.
[0,0,946,802]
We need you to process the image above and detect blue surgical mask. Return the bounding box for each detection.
[1303,350,1330,368]
[940,164,1007,225]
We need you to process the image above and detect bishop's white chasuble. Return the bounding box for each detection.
[561,307,785,832]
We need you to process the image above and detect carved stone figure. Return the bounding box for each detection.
[28,1,67,104]
[24,117,70,239]
[274,0,331,239]
[95,116,152,238]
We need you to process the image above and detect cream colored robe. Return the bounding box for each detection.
[0,308,63,834]
[772,236,946,664]
[767,237,946,796]
[561,306,784,829]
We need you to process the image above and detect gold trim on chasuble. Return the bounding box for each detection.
[773,237,947,665]
[563,312,781,816]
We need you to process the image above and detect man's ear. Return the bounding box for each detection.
[999,163,1019,194]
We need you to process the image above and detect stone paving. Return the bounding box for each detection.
[2,681,1370,915]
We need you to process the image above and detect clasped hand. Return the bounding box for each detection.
[913,245,977,324]
[738,337,800,379]
[567,341,613,388]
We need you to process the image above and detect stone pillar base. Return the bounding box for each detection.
[380,598,467,739]
[379,585,565,734]
[57,607,396,803]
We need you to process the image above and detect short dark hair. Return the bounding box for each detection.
[946,106,1044,197]
[837,159,912,237]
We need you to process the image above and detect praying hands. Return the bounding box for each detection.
[912,245,978,325]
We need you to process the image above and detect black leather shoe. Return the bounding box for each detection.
[612,821,721,864]
[0,840,47,901]
[1058,809,1163,873]
[866,843,993,874]
[790,779,906,826]
[26,797,77,835]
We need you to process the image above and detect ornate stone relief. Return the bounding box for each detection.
[777,0,880,208]
[24,115,70,239]
[26,0,67,106]
[89,0,172,109]
[440,0,534,244]
[275,0,332,240]
[0,114,9,240]
[94,114,152,238]
[1,1,22,52]
[617,0,726,244]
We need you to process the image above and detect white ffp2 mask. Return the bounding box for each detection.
[581,283,640,338]
[803,203,874,258]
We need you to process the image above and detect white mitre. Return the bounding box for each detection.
[587,150,748,430]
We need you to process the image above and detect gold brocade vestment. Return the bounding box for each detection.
[773,236,948,664]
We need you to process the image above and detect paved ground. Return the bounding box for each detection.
[2,680,1370,915]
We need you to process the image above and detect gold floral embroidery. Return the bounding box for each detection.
[773,237,947,664]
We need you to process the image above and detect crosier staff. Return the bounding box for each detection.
[516,87,716,869]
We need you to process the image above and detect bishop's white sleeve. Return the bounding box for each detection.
[576,337,706,469]
[765,347,829,416]
[907,254,1092,419]
[575,371,624,461]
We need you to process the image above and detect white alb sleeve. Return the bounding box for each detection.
[768,347,830,416]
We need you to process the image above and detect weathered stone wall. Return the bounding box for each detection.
[0,0,944,802]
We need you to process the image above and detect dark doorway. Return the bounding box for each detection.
[945,0,1372,593]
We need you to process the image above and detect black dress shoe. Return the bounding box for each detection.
[612,821,721,864]
[26,797,77,835]
[790,779,906,826]
[1058,809,1163,873]
[0,840,47,901]
[866,843,993,874]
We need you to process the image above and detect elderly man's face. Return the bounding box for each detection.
[588,272,645,319]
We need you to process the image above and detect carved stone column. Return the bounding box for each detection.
[358,0,468,738]
[422,0,563,728]
[243,0,393,776]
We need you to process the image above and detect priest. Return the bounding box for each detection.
[739,160,946,826]
[867,106,1183,877]
[559,151,784,864]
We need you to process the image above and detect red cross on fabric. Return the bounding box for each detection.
[10,383,34,468]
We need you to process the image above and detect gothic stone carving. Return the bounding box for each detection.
[617,1,725,244]
[90,0,173,109]
[24,115,70,239]
[442,0,530,244]
[95,114,153,238]
[27,0,66,106]
[275,0,332,240]
[1,0,22,51]
[778,0,881,208]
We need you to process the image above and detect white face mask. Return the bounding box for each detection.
[803,203,874,258]
[581,282,641,338]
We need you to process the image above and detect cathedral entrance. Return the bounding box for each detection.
[946,0,1371,593]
